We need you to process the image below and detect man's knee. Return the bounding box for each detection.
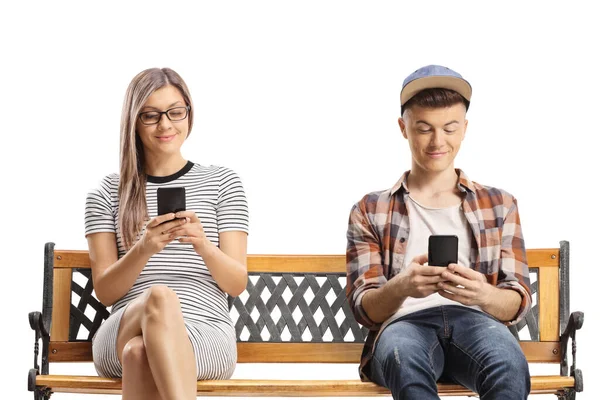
[376,338,432,372]
[478,349,530,397]
[488,331,530,378]
[502,351,530,379]
[483,345,530,385]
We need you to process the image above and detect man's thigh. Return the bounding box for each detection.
[444,307,528,387]
[370,309,445,385]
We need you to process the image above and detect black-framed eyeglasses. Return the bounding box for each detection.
[138,106,190,125]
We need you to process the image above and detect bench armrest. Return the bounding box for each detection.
[29,311,49,338]
[28,311,50,383]
[560,311,584,392]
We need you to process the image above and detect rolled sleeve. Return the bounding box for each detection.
[497,280,531,325]
[346,202,386,330]
[498,199,532,325]
[353,290,380,330]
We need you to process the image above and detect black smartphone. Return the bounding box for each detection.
[428,235,458,267]
[157,187,186,216]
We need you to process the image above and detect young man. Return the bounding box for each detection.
[346,65,532,399]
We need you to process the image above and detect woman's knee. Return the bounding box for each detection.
[122,336,148,368]
[143,285,181,320]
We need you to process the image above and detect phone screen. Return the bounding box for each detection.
[156,187,186,216]
[428,235,458,267]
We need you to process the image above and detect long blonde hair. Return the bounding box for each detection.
[118,68,194,249]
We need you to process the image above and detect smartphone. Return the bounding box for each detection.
[428,235,458,267]
[157,187,186,216]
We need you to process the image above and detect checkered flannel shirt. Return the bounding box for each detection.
[346,169,532,381]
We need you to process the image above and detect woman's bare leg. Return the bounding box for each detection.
[116,285,197,400]
[121,336,161,400]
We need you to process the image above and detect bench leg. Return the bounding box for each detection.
[557,388,576,400]
[33,387,52,400]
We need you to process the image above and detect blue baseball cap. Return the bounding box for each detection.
[400,65,472,107]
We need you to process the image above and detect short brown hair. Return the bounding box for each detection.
[401,88,469,116]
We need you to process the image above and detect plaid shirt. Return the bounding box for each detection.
[346,169,532,381]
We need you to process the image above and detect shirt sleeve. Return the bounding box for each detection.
[346,201,387,330]
[84,175,117,236]
[497,198,532,325]
[217,167,249,234]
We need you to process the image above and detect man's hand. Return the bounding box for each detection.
[361,254,445,324]
[393,254,447,298]
[436,264,494,307]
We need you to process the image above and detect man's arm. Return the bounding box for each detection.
[362,254,446,323]
[437,264,522,322]
[495,198,532,324]
[438,197,532,324]
[346,202,389,329]
[346,202,446,326]
[481,285,522,321]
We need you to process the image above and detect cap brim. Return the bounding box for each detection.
[401,76,472,106]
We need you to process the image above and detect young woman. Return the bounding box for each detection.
[84,68,249,400]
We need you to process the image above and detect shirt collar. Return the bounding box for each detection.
[390,168,476,196]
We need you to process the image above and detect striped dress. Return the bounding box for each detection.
[84,161,249,379]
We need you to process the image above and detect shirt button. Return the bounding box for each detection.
[400,237,406,243]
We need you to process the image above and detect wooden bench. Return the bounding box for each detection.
[28,241,583,399]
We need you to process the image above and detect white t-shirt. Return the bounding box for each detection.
[376,195,482,339]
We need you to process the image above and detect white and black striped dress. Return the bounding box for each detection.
[84,161,249,380]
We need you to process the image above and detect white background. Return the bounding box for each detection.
[1,1,598,399]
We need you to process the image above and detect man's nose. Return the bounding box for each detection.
[430,129,445,147]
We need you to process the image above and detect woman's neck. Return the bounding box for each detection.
[144,154,188,177]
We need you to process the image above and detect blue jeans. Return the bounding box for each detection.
[368,306,530,400]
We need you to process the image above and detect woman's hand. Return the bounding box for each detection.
[165,211,210,255]
[139,213,186,256]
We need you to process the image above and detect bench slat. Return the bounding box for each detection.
[539,266,560,341]
[49,341,562,364]
[35,375,575,396]
[53,249,560,272]
[50,269,71,341]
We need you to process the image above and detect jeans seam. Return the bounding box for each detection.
[450,340,488,386]
[441,307,450,338]
[428,340,440,373]
[370,351,385,386]
[372,353,384,370]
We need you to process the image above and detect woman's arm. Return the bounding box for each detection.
[172,211,248,297]
[88,232,149,306]
[89,213,186,306]
[197,231,248,297]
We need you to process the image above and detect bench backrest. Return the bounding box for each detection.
[42,241,571,365]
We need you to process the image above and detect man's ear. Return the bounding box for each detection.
[398,117,408,139]
[462,119,468,140]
